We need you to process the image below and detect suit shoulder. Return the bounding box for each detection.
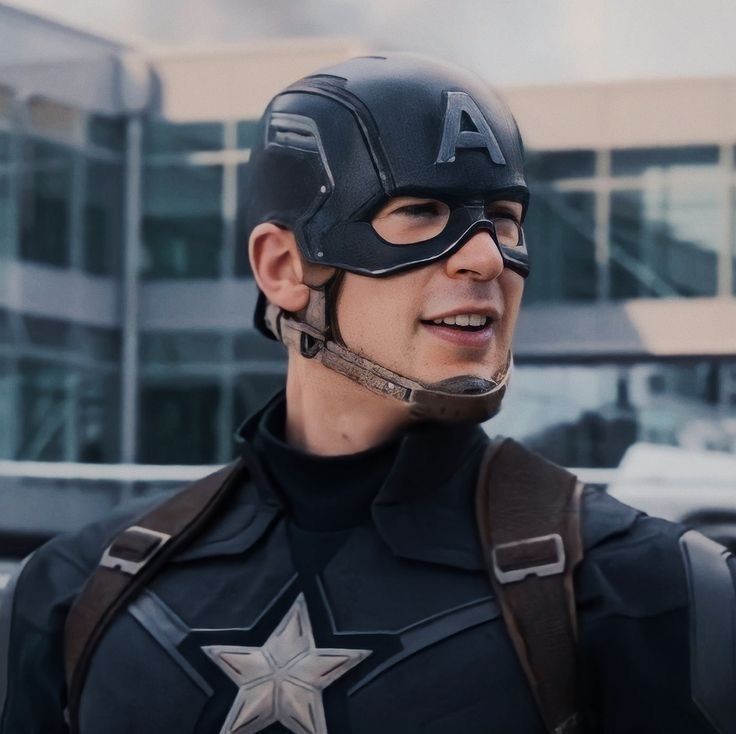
[577,487,694,616]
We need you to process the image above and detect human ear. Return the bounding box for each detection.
[248,223,310,313]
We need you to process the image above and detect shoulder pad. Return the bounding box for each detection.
[580,485,642,550]
[680,530,736,734]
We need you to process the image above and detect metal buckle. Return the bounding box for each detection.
[492,533,565,584]
[554,712,580,734]
[99,526,171,576]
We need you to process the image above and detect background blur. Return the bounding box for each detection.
[1,0,736,572]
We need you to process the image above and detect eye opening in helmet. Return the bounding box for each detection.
[369,195,524,249]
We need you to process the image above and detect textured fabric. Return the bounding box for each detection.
[0,394,728,733]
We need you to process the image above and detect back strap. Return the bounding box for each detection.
[64,459,247,733]
[476,439,584,734]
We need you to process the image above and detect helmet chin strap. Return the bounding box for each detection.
[264,291,512,424]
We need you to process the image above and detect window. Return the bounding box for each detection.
[233,372,285,425]
[17,358,69,461]
[140,331,224,366]
[142,164,223,278]
[22,314,72,350]
[87,114,126,152]
[611,146,718,177]
[237,120,259,150]
[234,162,252,277]
[609,183,719,298]
[83,160,123,275]
[0,129,9,162]
[0,133,12,258]
[19,141,73,267]
[139,382,221,464]
[0,356,15,459]
[0,85,12,124]
[525,150,596,181]
[144,121,223,155]
[523,190,596,303]
[609,146,721,299]
[233,330,285,363]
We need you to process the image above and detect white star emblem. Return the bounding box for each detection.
[203,593,372,734]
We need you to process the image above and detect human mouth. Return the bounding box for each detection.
[427,313,490,331]
[420,312,496,347]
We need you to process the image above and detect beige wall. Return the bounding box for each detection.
[503,77,736,150]
[149,38,369,121]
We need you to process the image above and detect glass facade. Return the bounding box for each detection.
[0,82,734,468]
[142,164,224,278]
[139,329,285,463]
[609,147,720,298]
[143,120,224,155]
[83,159,123,275]
[0,91,125,462]
[2,313,121,462]
[19,140,73,267]
[141,119,251,281]
[523,190,597,303]
[524,144,728,302]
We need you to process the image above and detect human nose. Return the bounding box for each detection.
[444,230,505,281]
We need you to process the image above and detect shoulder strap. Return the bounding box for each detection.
[63,459,248,733]
[475,438,584,734]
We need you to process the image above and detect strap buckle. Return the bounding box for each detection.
[554,712,580,733]
[99,526,171,576]
[492,533,565,584]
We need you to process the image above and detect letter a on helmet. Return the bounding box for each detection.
[435,91,507,165]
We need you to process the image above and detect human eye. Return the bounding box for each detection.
[486,206,521,226]
[392,201,446,219]
[492,216,522,247]
[372,198,450,244]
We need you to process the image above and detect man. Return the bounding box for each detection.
[1,53,734,734]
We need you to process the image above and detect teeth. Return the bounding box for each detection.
[431,314,487,327]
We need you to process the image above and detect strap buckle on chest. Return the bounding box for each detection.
[492,533,565,584]
[99,525,172,576]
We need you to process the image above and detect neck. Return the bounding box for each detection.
[284,352,413,456]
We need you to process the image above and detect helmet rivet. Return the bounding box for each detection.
[317,252,324,258]
[319,185,327,194]
[387,382,395,389]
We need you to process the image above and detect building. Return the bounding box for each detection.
[1,2,734,471]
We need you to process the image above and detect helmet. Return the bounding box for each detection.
[244,53,529,423]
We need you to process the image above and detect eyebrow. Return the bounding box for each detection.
[487,202,522,216]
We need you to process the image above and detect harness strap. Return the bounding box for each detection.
[476,438,584,734]
[63,459,247,733]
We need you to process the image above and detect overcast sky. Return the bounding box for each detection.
[7,0,736,87]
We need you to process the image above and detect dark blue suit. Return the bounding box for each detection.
[1,396,733,733]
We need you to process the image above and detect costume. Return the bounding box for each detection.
[0,392,733,733]
[2,53,736,734]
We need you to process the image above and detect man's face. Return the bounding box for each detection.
[335,196,525,388]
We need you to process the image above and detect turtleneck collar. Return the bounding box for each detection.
[237,390,491,567]
[248,392,401,531]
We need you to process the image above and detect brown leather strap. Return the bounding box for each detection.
[64,459,247,733]
[476,438,584,734]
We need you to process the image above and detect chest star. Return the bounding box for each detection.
[203,593,372,734]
